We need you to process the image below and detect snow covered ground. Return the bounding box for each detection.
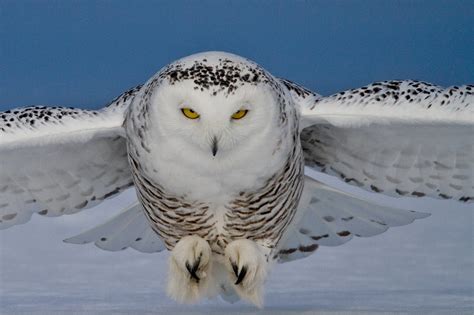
[1,172,473,314]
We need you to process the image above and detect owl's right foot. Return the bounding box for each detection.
[224,239,268,308]
[167,235,213,303]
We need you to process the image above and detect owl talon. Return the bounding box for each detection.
[234,265,248,285]
[225,239,268,308]
[185,254,202,283]
[231,260,239,276]
[167,235,213,303]
[230,259,248,285]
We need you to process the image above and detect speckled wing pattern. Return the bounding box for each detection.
[298,80,474,203]
[0,87,141,229]
[277,176,429,263]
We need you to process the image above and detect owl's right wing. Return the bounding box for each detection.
[0,86,141,229]
[64,201,166,253]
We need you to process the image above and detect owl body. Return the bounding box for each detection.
[124,58,304,255]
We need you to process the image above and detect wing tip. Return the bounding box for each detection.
[411,210,431,220]
[63,236,90,245]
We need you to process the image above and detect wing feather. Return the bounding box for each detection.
[0,86,141,229]
[296,80,473,202]
[277,177,429,263]
[64,201,166,253]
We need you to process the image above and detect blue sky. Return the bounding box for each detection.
[1,0,473,110]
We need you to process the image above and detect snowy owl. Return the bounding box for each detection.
[1,51,473,307]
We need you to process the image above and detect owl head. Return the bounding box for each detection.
[127,52,297,173]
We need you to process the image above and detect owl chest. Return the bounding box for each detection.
[138,184,301,255]
[135,191,235,254]
[128,138,304,254]
[132,158,304,255]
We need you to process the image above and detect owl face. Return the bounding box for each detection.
[146,52,287,164]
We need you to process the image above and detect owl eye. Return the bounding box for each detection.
[181,108,200,119]
[231,109,248,120]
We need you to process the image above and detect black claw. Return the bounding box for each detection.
[230,259,248,285]
[235,265,248,285]
[185,261,200,283]
[185,255,202,283]
[231,261,239,277]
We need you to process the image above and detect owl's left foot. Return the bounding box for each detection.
[225,239,268,308]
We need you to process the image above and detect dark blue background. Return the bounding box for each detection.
[1,0,473,110]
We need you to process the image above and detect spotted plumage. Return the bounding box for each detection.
[162,57,271,94]
[300,80,474,204]
[0,106,98,133]
[308,80,473,112]
[1,51,472,307]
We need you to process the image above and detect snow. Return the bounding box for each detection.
[0,172,473,314]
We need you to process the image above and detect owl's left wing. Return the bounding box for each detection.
[295,80,473,203]
[276,176,429,263]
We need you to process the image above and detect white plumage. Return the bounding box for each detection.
[0,51,472,308]
[300,80,473,202]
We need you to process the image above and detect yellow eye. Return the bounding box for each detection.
[181,108,200,119]
[231,109,248,120]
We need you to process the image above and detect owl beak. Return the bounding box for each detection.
[211,136,218,156]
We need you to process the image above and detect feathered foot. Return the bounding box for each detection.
[224,239,268,308]
[167,235,213,303]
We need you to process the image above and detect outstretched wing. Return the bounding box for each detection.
[295,80,473,203]
[277,176,429,263]
[0,86,141,229]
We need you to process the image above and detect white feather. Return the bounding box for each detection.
[298,80,474,203]
[277,176,429,263]
[0,88,139,229]
[64,201,165,253]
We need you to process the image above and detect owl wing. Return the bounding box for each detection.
[276,176,430,263]
[293,80,473,203]
[0,86,141,229]
[64,201,166,253]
